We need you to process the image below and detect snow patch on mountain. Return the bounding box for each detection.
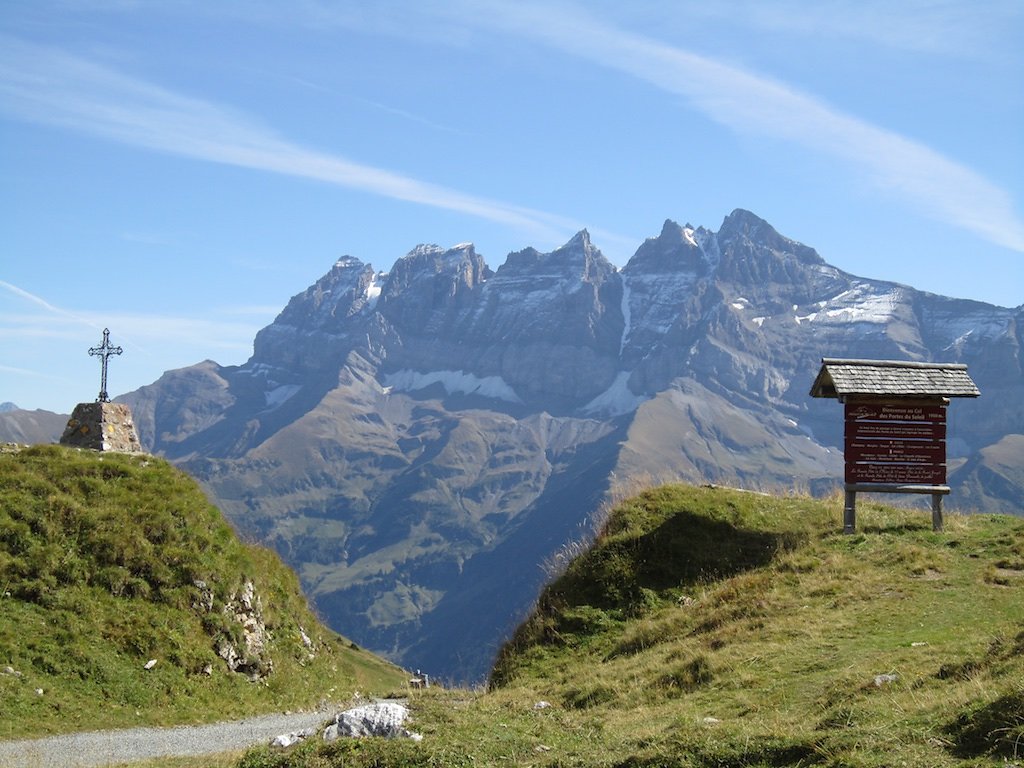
[383,369,523,404]
[820,288,899,324]
[620,282,632,353]
[793,284,900,326]
[581,371,648,417]
[365,273,383,308]
[265,384,302,409]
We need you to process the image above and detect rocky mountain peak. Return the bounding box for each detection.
[718,209,825,266]
[246,256,382,377]
[624,219,710,277]
[385,242,487,283]
[713,210,831,303]
[270,256,375,328]
[378,242,490,333]
[251,256,374,360]
[496,230,613,285]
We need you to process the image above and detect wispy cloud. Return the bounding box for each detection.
[453,1,1024,253]
[356,96,468,136]
[0,34,579,243]
[0,280,95,325]
[0,280,255,357]
[662,0,1023,59]
[0,363,69,381]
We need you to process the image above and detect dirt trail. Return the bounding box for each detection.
[0,710,328,768]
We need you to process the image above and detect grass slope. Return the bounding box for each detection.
[0,445,406,740]
[241,484,1023,767]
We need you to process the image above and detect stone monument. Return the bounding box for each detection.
[59,328,143,453]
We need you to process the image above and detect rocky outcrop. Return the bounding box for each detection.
[217,579,274,680]
[193,578,275,681]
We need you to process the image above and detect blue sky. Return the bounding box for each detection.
[2,1,1022,413]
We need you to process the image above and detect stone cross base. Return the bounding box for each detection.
[60,402,143,454]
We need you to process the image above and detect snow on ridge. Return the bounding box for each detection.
[365,273,383,308]
[619,282,633,353]
[820,288,898,324]
[945,329,974,354]
[582,371,648,417]
[238,362,275,376]
[683,227,698,247]
[383,369,522,404]
[264,384,302,409]
[409,244,445,257]
[785,284,900,326]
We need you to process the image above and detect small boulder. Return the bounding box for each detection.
[323,701,422,742]
[272,728,314,748]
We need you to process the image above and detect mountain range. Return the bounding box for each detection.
[3,209,1021,682]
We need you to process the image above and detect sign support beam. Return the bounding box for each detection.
[842,483,951,533]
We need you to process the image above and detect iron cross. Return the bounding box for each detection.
[88,328,123,403]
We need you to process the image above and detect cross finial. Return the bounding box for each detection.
[88,328,123,403]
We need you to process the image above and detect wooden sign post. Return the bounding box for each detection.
[810,359,979,533]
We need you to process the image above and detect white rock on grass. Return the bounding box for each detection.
[271,728,315,748]
[322,701,422,742]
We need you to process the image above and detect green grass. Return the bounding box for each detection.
[237,484,1024,767]
[0,445,406,739]
[4,451,1020,766]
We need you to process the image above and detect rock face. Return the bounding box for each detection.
[91,209,1022,683]
[217,579,275,680]
[59,402,143,453]
[193,578,275,680]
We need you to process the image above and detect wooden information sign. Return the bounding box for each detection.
[810,358,979,534]
[843,401,947,485]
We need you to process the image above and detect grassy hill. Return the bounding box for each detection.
[239,484,1023,768]
[0,445,406,740]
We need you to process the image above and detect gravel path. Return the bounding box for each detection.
[0,710,331,768]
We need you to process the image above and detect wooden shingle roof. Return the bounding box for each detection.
[809,358,980,399]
